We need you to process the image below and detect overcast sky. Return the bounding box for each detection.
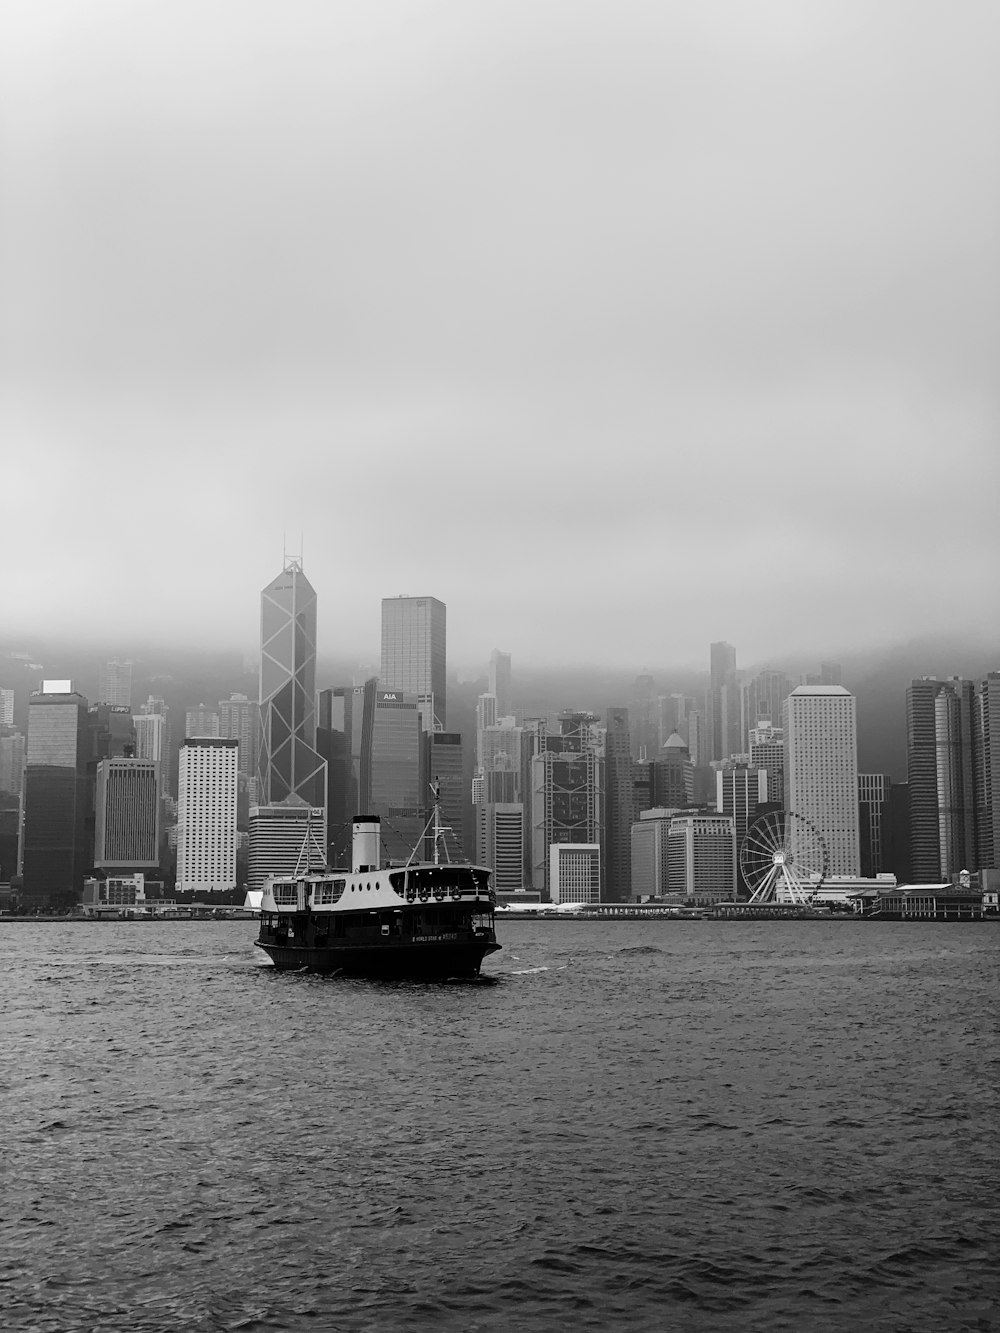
[2,0,998,672]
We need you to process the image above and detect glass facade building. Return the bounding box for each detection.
[23,689,90,906]
[258,559,327,811]
[370,690,427,862]
[380,596,446,732]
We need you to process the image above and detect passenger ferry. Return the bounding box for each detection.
[255,812,500,979]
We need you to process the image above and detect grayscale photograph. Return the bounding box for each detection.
[1,1,997,1330]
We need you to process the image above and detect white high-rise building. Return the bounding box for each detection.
[783,686,860,875]
[176,739,238,892]
[549,843,601,905]
[0,688,14,726]
[380,595,446,732]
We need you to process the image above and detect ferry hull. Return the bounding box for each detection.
[255,936,500,979]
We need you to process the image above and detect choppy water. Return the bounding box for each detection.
[2,919,998,1332]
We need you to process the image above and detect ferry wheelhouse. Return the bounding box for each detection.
[255,814,500,979]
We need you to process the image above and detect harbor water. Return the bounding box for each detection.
[2,919,997,1331]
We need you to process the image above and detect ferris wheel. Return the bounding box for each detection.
[739,811,830,907]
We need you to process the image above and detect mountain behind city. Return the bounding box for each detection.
[3,629,997,783]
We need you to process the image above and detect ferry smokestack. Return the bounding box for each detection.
[352,815,380,873]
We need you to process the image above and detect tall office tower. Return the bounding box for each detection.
[632,759,653,815]
[380,595,446,733]
[0,805,20,883]
[477,803,525,892]
[666,813,736,905]
[218,693,259,788]
[882,783,913,883]
[858,774,892,877]
[370,688,426,862]
[89,704,135,761]
[709,641,740,762]
[975,673,1000,870]
[906,677,979,882]
[479,719,522,800]
[631,810,676,900]
[686,708,708,767]
[603,707,633,902]
[176,739,238,893]
[247,803,326,893]
[430,732,466,857]
[652,733,695,807]
[317,678,378,864]
[749,721,785,808]
[139,695,173,795]
[741,670,792,751]
[806,662,843,687]
[489,650,512,719]
[185,705,220,738]
[0,729,26,796]
[258,558,327,811]
[530,712,604,899]
[475,693,498,768]
[23,683,90,908]
[98,658,133,708]
[629,674,656,760]
[549,843,601,905]
[783,686,861,875]
[0,688,14,726]
[94,757,159,870]
[716,763,769,897]
[133,713,166,765]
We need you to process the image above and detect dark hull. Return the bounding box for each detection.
[255,936,500,979]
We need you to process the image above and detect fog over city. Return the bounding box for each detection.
[2,1,998,668]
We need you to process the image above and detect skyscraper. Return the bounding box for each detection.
[652,733,695,807]
[666,813,736,904]
[247,802,326,893]
[219,692,259,800]
[23,683,90,908]
[94,757,159,870]
[477,803,525,893]
[603,707,633,902]
[749,721,785,808]
[783,686,860,875]
[709,641,740,762]
[975,672,1000,871]
[133,712,166,777]
[431,732,466,858]
[370,688,426,861]
[858,774,891,877]
[488,650,512,719]
[0,728,25,797]
[741,670,792,751]
[258,558,326,810]
[98,659,133,709]
[530,712,604,899]
[380,596,446,732]
[716,763,769,896]
[176,739,238,893]
[906,676,981,881]
[139,695,173,795]
[0,688,14,726]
